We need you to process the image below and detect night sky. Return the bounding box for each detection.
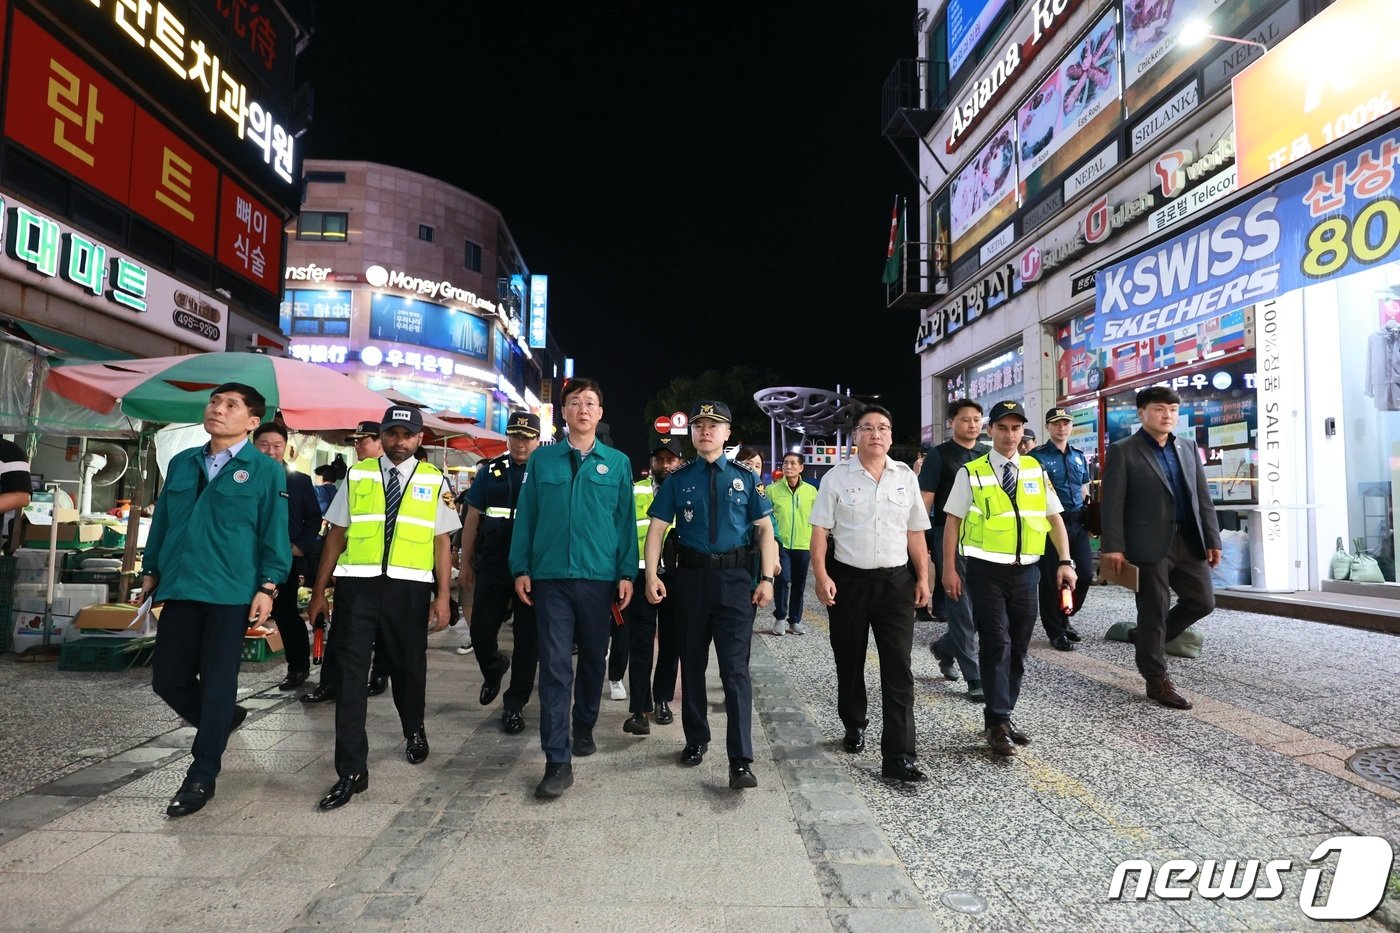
[298,1,920,456]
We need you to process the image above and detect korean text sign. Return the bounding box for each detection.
[1094,128,1400,348]
[369,294,489,360]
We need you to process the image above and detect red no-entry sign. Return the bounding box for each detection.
[653,416,671,434]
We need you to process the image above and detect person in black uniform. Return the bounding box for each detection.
[644,400,777,790]
[302,422,390,704]
[919,399,988,700]
[1029,407,1094,651]
[252,422,323,691]
[460,410,541,734]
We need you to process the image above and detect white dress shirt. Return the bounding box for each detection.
[809,455,930,569]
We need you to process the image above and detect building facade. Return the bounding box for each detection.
[281,160,555,437]
[888,0,1400,596]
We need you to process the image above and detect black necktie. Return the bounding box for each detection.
[384,467,402,553]
[709,462,720,546]
[1001,462,1017,499]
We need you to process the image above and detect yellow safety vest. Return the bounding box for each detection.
[958,455,1052,565]
[339,458,443,582]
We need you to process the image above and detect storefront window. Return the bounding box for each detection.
[280,289,351,337]
[944,344,1024,413]
[1104,358,1258,506]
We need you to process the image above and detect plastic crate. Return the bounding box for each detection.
[241,636,284,663]
[58,636,152,672]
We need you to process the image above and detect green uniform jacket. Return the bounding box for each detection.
[767,478,817,550]
[145,442,291,605]
[509,440,637,583]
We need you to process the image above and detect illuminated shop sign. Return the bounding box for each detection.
[287,340,498,386]
[57,0,296,185]
[285,263,333,282]
[947,0,1011,77]
[915,260,1021,351]
[528,275,548,348]
[365,263,496,313]
[1121,0,1263,115]
[946,0,1085,153]
[368,293,489,360]
[215,175,283,291]
[0,193,224,349]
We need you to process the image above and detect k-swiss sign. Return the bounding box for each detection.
[946,0,1086,153]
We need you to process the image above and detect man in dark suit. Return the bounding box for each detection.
[253,422,323,691]
[1100,386,1222,710]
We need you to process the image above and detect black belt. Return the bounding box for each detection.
[831,559,906,579]
[1062,509,1085,519]
[675,545,752,569]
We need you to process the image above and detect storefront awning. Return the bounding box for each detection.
[11,321,132,362]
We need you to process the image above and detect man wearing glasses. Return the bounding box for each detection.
[510,379,637,799]
[809,406,932,782]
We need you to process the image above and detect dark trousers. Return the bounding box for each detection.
[625,570,679,713]
[151,601,247,783]
[774,546,811,623]
[315,602,387,693]
[271,568,309,676]
[469,564,539,713]
[825,560,917,763]
[931,529,980,682]
[533,579,614,764]
[331,576,432,777]
[1037,514,1094,639]
[967,558,1038,729]
[607,609,629,682]
[1134,527,1215,679]
[673,566,755,762]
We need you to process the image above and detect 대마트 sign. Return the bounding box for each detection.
[1094,127,1400,348]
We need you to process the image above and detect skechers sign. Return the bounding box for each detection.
[1094,128,1400,348]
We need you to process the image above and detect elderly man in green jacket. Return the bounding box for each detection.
[143,383,290,817]
[510,378,637,799]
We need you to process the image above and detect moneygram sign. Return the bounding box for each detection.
[1093,127,1400,348]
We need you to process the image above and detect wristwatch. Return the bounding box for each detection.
[1058,560,1076,569]
[258,583,279,598]
[760,575,775,583]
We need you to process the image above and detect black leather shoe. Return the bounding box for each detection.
[535,763,574,799]
[987,724,1017,756]
[1052,634,1074,651]
[679,743,707,766]
[300,684,336,704]
[479,659,510,706]
[572,725,596,756]
[653,702,673,725]
[623,713,650,735]
[881,760,927,783]
[501,710,525,734]
[166,778,215,817]
[318,773,368,810]
[1064,625,1082,643]
[405,727,429,765]
[366,675,389,697]
[1006,721,1032,746]
[277,671,308,691]
[729,761,758,789]
[230,705,249,731]
[842,727,866,753]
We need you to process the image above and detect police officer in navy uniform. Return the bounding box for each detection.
[1029,407,1093,651]
[460,410,541,734]
[644,400,778,790]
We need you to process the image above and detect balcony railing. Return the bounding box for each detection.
[885,241,948,312]
[881,59,947,139]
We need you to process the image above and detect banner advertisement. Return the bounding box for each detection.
[1017,9,1121,203]
[1094,128,1400,349]
[1233,0,1399,187]
[947,0,1010,77]
[950,119,1017,258]
[369,293,489,360]
[1122,0,1268,113]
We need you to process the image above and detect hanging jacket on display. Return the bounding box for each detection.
[1365,323,1400,410]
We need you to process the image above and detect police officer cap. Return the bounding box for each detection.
[346,420,381,439]
[379,405,424,433]
[987,400,1028,424]
[506,410,540,438]
[1022,428,1037,441]
[1045,406,1073,423]
[689,400,732,423]
[651,435,680,456]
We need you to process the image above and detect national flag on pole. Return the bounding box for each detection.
[882,197,904,285]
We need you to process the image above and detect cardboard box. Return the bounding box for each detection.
[75,603,149,634]
[12,600,74,652]
[23,522,105,547]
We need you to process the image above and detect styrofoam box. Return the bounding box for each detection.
[12,583,108,613]
[12,599,74,652]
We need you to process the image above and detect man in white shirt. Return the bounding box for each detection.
[809,405,932,783]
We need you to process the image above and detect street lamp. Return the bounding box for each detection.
[1179,18,1269,54]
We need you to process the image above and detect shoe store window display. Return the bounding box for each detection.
[143,383,291,818]
[809,404,933,782]
[941,400,1077,758]
[306,405,461,810]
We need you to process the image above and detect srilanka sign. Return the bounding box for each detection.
[1093,128,1400,348]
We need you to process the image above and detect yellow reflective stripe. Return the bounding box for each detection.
[1018,510,1047,518]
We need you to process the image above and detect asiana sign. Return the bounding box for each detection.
[1094,128,1400,348]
